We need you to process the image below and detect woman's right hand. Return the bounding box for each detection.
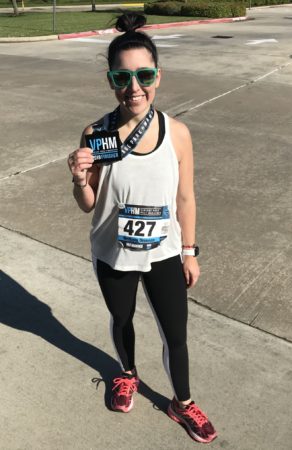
[67,147,94,185]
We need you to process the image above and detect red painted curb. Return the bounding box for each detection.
[58,16,248,40]
[59,30,100,39]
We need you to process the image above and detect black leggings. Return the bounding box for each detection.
[95,255,190,401]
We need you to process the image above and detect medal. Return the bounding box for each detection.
[88,105,155,164]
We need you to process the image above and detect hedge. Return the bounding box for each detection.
[153,0,186,3]
[144,1,183,15]
[145,0,291,17]
[190,0,291,4]
[145,1,247,17]
[184,2,245,17]
[250,0,292,4]
[221,0,291,4]
[207,0,290,4]
[148,0,292,5]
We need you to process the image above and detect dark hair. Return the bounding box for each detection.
[108,13,158,70]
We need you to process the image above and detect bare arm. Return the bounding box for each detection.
[170,118,200,288]
[68,126,101,213]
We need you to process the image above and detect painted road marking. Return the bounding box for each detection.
[70,38,178,48]
[71,34,183,45]
[168,61,292,117]
[156,44,178,48]
[246,39,278,45]
[152,34,183,40]
[69,38,111,43]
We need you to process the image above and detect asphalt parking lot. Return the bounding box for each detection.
[1,5,292,450]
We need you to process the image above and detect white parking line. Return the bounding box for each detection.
[70,34,183,46]
[156,44,178,48]
[168,60,292,117]
[69,38,111,43]
[246,39,278,45]
[152,34,183,40]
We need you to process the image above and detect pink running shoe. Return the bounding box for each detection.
[111,372,139,413]
[168,397,217,443]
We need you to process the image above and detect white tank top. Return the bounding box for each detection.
[90,112,182,272]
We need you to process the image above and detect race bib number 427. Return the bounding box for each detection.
[118,204,170,251]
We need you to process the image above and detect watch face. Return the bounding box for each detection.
[194,246,200,257]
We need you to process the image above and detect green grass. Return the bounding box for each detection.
[0,10,202,36]
[0,0,149,7]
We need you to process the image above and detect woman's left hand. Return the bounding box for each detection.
[183,256,200,288]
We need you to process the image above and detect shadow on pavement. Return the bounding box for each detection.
[0,270,169,413]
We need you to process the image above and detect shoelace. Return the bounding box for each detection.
[91,377,104,390]
[112,377,138,396]
[182,403,209,427]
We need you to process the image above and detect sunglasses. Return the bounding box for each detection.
[107,68,158,89]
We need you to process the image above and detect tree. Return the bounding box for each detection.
[92,0,96,12]
[10,0,19,16]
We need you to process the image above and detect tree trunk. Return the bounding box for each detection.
[10,0,19,16]
[91,0,96,12]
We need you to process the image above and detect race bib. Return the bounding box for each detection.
[118,204,170,251]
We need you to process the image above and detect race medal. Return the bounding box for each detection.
[118,204,170,251]
[85,130,122,163]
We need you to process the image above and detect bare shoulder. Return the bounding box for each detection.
[168,116,191,137]
[168,116,193,161]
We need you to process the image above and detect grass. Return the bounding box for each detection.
[0,11,202,36]
[0,0,150,7]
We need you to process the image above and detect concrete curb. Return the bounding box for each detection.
[58,16,249,39]
[0,16,248,43]
[59,16,248,40]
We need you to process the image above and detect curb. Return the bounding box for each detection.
[59,16,248,40]
[0,16,248,43]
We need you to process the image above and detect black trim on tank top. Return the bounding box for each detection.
[131,110,165,156]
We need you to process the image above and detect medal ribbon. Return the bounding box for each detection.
[108,105,155,158]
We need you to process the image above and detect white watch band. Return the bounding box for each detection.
[182,248,195,256]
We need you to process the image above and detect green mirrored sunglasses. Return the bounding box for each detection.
[107,68,158,89]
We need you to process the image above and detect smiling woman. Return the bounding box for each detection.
[67,12,217,444]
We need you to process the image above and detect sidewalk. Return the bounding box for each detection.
[1,226,292,449]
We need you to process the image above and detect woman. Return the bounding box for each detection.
[68,13,217,444]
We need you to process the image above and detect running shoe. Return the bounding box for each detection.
[167,397,217,443]
[111,370,139,413]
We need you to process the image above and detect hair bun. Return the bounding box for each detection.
[115,13,146,33]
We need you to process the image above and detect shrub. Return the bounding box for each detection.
[153,0,186,3]
[181,2,246,18]
[144,1,183,15]
[182,0,291,5]
[230,2,246,16]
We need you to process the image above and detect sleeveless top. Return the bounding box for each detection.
[90,111,182,272]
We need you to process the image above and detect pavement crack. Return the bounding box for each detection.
[0,156,66,182]
[187,294,292,344]
[225,248,288,313]
[249,311,260,327]
[170,60,292,118]
[0,224,91,263]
